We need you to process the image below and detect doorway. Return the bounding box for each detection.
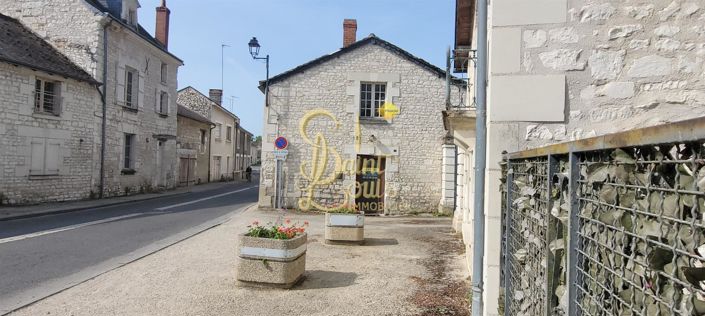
[355,155,385,214]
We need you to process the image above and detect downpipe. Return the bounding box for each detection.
[471,0,489,314]
[99,13,110,199]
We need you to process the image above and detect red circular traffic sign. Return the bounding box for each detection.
[274,136,288,150]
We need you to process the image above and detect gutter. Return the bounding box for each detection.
[99,13,110,199]
[471,0,488,313]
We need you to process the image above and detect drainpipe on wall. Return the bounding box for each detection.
[99,13,111,199]
[471,0,489,314]
[445,47,451,109]
[207,124,215,182]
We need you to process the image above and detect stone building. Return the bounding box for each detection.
[259,19,463,213]
[177,86,240,182]
[451,0,705,314]
[0,13,101,204]
[0,0,184,199]
[176,104,212,186]
[235,126,253,179]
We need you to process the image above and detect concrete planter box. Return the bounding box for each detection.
[325,212,364,244]
[236,233,307,288]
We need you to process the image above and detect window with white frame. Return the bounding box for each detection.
[124,133,136,169]
[360,82,386,118]
[160,62,168,84]
[157,91,168,115]
[226,126,232,142]
[125,67,139,109]
[215,123,222,140]
[30,137,61,176]
[34,78,62,115]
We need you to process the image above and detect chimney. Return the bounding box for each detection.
[209,89,223,105]
[155,0,170,49]
[343,19,357,47]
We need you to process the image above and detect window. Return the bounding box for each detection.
[30,138,60,176]
[34,78,62,115]
[124,133,135,169]
[160,63,168,83]
[128,9,137,26]
[360,83,386,118]
[215,123,222,140]
[226,126,232,142]
[125,67,139,108]
[157,91,168,115]
[200,129,207,146]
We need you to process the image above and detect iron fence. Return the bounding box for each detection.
[501,118,705,316]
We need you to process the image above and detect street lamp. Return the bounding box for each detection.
[248,37,269,107]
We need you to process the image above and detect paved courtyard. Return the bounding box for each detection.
[10,207,470,316]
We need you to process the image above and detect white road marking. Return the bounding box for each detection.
[0,186,257,245]
[0,213,145,244]
[154,186,257,211]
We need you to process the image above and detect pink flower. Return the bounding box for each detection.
[285,218,291,224]
[304,221,309,226]
[252,220,259,226]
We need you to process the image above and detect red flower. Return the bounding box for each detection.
[304,221,309,226]
[252,220,259,226]
[285,218,291,224]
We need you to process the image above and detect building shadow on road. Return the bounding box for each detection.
[296,270,357,290]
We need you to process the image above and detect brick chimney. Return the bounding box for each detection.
[155,0,170,49]
[209,89,223,105]
[343,19,357,47]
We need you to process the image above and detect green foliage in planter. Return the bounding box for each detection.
[246,220,308,240]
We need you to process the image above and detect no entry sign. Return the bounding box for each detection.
[274,136,288,150]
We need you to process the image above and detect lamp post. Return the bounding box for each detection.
[248,37,281,209]
[248,37,269,106]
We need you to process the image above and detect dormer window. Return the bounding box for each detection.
[128,9,137,26]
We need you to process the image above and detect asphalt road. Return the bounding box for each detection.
[0,175,259,315]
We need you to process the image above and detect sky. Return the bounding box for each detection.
[140,0,457,137]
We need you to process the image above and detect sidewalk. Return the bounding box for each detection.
[9,209,470,316]
[0,181,249,221]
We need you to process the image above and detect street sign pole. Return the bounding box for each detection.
[273,137,288,210]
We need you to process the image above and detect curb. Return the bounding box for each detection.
[0,181,258,222]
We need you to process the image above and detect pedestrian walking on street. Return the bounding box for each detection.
[246,166,252,182]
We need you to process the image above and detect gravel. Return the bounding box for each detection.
[10,207,469,316]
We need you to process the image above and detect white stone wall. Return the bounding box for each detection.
[259,43,454,213]
[2,0,182,198]
[0,62,99,204]
[210,106,237,181]
[478,1,705,314]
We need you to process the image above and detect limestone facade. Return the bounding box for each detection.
[176,106,211,186]
[458,0,705,314]
[0,0,183,200]
[259,36,461,214]
[0,62,99,204]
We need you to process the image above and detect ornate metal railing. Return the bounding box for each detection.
[501,117,705,316]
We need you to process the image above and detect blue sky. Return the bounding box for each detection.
[141,0,457,136]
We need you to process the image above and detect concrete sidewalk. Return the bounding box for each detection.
[9,209,470,316]
[0,181,249,221]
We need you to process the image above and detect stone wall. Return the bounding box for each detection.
[0,62,99,204]
[176,87,213,119]
[1,0,182,198]
[497,0,705,148]
[176,115,210,185]
[260,43,456,213]
[479,1,705,314]
[99,25,181,196]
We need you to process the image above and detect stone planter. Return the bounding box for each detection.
[236,233,307,288]
[325,212,365,244]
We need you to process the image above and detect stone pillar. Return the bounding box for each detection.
[439,144,457,214]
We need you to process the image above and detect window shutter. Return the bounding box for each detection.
[45,140,61,175]
[154,88,159,113]
[116,63,126,104]
[138,72,145,108]
[30,138,46,175]
[52,83,63,116]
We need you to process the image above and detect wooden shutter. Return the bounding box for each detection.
[30,138,46,175]
[52,82,63,116]
[154,88,159,113]
[116,63,126,104]
[138,72,145,109]
[45,140,61,175]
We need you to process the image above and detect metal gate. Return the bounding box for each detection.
[501,118,705,315]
